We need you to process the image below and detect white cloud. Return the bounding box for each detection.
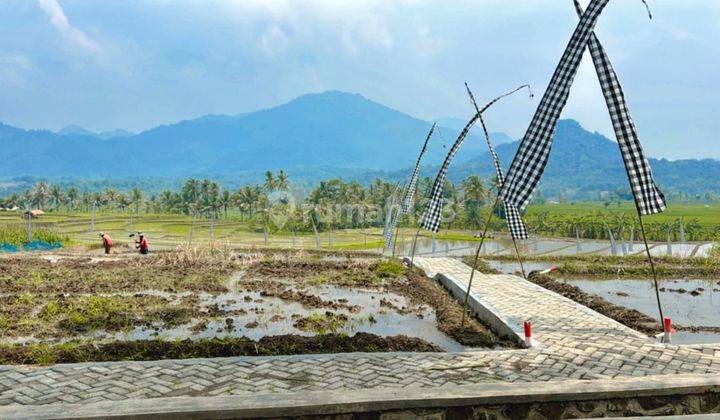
[0,54,35,87]
[259,24,290,57]
[37,0,101,53]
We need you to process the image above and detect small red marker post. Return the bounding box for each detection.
[538,266,558,275]
[662,317,676,343]
[524,321,533,347]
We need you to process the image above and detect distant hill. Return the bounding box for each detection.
[1,91,487,178]
[57,125,135,140]
[444,120,720,200]
[1,92,719,200]
[436,117,514,145]
[58,124,95,137]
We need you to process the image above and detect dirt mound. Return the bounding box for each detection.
[402,267,509,347]
[0,333,442,365]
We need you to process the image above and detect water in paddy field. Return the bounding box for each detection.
[487,260,554,276]
[392,236,714,258]
[41,282,470,352]
[560,277,720,344]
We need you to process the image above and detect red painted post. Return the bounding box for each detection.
[663,317,675,343]
[524,321,532,347]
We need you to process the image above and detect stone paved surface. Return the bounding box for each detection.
[1,257,719,406]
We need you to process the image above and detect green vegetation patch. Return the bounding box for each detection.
[0,224,69,247]
[471,254,720,278]
[1,293,199,338]
[0,255,234,295]
[0,334,442,365]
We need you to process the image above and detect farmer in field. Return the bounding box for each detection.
[100,232,113,254]
[135,232,149,255]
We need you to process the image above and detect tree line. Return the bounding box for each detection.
[0,173,715,241]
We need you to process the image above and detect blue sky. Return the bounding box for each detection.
[0,0,718,159]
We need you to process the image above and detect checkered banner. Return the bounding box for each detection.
[420,86,532,233]
[478,115,529,240]
[384,123,436,248]
[501,0,611,211]
[419,115,479,233]
[573,0,665,215]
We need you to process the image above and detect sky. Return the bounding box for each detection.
[0,0,718,160]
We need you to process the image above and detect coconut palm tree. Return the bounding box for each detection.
[66,188,78,211]
[32,182,50,209]
[117,194,131,212]
[131,188,143,213]
[276,170,289,191]
[264,171,276,192]
[49,185,64,210]
[218,190,232,218]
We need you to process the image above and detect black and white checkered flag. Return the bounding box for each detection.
[501,0,612,211]
[573,0,665,215]
[420,87,532,233]
[466,83,531,240]
[384,124,436,248]
[419,117,478,233]
[478,115,529,240]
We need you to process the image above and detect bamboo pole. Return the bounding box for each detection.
[637,210,666,336]
[461,194,501,326]
[465,83,528,280]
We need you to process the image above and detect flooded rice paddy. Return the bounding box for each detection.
[97,281,468,352]
[0,253,503,359]
[393,237,713,258]
[488,259,720,344]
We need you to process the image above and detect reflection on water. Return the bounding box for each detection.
[16,282,470,352]
[108,285,468,351]
[671,331,720,345]
[487,260,553,276]
[388,236,714,258]
[561,277,720,344]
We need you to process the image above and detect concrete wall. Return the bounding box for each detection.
[3,374,719,419]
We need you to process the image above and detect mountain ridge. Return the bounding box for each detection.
[0,91,718,200]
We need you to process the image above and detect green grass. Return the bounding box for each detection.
[326,241,384,250]
[1,203,718,251]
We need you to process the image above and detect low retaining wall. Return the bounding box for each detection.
[3,374,719,419]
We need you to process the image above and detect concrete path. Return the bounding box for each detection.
[1,257,719,408]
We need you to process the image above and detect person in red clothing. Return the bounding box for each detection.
[99,232,113,254]
[135,232,149,254]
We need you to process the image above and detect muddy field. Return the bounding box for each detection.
[0,249,508,365]
[468,255,720,343]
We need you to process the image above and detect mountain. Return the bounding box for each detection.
[97,129,135,140]
[58,125,134,140]
[58,125,95,136]
[0,91,488,178]
[0,92,719,200]
[444,119,720,200]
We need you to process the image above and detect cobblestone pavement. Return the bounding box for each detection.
[1,257,718,406]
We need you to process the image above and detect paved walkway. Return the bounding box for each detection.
[1,257,719,407]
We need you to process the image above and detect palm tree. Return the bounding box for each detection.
[131,188,143,213]
[461,175,485,205]
[182,178,200,211]
[263,171,276,193]
[160,190,175,212]
[49,185,64,210]
[104,188,118,208]
[66,188,78,210]
[117,194,130,212]
[218,190,232,218]
[276,170,289,191]
[32,182,50,209]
